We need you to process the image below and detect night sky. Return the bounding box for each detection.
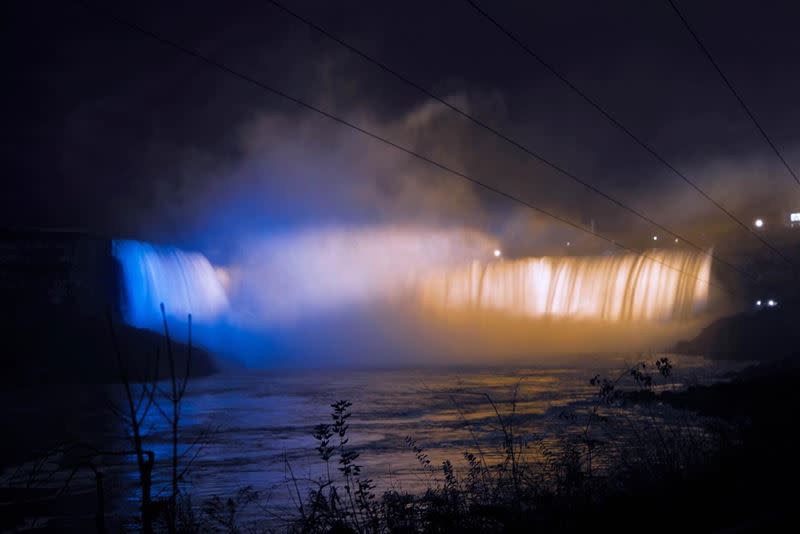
[4,0,800,273]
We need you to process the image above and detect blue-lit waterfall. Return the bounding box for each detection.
[112,240,229,330]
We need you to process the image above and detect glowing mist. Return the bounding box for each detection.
[110,232,715,365]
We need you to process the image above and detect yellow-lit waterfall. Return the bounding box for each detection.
[419,250,712,321]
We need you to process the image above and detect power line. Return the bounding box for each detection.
[666,0,800,187]
[264,0,757,287]
[464,0,796,271]
[71,1,728,294]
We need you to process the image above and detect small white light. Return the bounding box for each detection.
[493,249,501,257]
[755,218,764,228]
[674,238,679,243]
[767,299,776,307]
[756,300,762,306]
[652,235,658,241]
[566,241,571,247]
[791,212,800,222]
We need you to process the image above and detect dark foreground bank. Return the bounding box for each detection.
[2,311,216,385]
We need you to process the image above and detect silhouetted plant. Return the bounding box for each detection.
[200,486,260,534]
[405,436,435,480]
[40,352,741,533]
[107,313,159,533]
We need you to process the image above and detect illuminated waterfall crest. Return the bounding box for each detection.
[418,250,712,321]
[112,240,229,329]
[112,235,712,334]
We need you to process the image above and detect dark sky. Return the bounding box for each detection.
[4,0,800,271]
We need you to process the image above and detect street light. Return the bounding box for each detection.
[754,218,764,228]
[493,249,501,258]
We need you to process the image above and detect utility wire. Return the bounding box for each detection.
[265,0,757,286]
[666,0,800,187]
[72,1,728,294]
[464,0,796,271]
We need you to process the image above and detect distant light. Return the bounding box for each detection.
[754,218,764,228]
[767,299,777,307]
[566,241,571,247]
[791,212,800,222]
[756,300,762,306]
[674,238,679,243]
[493,249,502,258]
[652,235,658,241]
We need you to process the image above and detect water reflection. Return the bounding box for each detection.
[114,355,739,515]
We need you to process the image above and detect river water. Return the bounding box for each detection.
[120,356,743,516]
[1,354,747,529]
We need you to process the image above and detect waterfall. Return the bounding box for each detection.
[112,235,713,332]
[112,240,229,329]
[418,250,712,321]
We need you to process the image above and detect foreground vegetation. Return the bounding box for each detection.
[6,309,797,532]
[142,356,797,532]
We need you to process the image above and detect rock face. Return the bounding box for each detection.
[0,229,217,383]
[3,310,217,384]
[673,305,800,361]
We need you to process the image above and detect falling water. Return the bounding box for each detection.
[112,235,713,335]
[112,240,229,329]
[418,250,712,321]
